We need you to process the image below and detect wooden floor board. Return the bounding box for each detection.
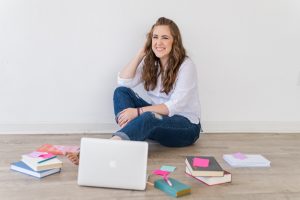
[0,133,299,200]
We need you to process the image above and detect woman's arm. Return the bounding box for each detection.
[119,48,145,79]
[141,104,169,116]
[117,104,169,128]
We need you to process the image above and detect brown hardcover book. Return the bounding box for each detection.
[185,156,224,177]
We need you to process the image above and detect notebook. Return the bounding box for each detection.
[154,178,191,197]
[77,138,148,190]
[185,156,224,177]
[21,155,62,171]
[223,154,270,167]
[10,161,61,178]
[185,167,232,186]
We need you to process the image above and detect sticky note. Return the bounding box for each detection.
[160,165,176,172]
[39,153,55,159]
[28,151,47,158]
[233,152,247,160]
[193,158,209,167]
[152,169,170,177]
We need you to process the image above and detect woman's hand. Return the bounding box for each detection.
[117,108,138,128]
[138,40,147,57]
[138,48,146,58]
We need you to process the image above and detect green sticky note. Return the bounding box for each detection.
[160,165,176,172]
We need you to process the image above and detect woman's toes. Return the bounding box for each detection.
[65,152,79,165]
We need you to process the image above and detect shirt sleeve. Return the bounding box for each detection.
[117,60,144,88]
[164,59,199,117]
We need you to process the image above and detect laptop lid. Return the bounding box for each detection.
[77,137,148,190]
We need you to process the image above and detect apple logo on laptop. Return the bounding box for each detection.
[109,160,117,168]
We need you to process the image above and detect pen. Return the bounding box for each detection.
[37,156,56,164]
[164,176,173,187]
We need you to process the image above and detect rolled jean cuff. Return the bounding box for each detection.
[113,131,130,140]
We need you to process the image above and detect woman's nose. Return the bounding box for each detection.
[157,38,163,45]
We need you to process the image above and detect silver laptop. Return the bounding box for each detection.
[77,137,148,190]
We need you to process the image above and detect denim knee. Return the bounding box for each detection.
[113,86,132,99]
[117,111,157,141]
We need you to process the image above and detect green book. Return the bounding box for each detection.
[154,178,191,197]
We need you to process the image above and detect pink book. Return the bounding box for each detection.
[37,144,80,155]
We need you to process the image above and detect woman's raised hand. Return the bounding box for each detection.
[138,40,147,58]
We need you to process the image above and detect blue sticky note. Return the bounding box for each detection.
[160,165,176,172]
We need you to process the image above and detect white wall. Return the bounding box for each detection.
[0,0,300,133]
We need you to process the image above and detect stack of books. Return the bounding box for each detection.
[185,156,232,186]
[10,151,63,178]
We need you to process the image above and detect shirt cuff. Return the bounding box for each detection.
[117,72,133,86]
[164,101,176,117]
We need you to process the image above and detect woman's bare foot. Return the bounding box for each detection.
[65,137,120,166]
[111,135,122,140]
[66,152,80,165]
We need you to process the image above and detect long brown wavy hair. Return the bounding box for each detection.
[142,17,186,95]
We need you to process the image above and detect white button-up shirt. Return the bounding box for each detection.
[117,57,201,124]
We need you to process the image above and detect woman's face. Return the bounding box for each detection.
[152,25,174,63]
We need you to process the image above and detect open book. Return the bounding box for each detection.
[36,144,80,155]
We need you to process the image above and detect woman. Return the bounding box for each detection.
[67,17,201,165]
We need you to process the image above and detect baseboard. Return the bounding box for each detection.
[0,123,119,134]
[202,121,300,133]
[0,121,300,134]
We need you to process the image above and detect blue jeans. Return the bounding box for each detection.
[113,87,201,147]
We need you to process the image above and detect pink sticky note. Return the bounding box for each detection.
[233,152,247,160]
[193,158,210,167]
[152,169,170,177]
[39,153,55,159]
[28,151,47,158]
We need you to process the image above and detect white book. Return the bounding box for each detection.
[223,154,270,167]
[11,161,61,178]
[22,155,63,171]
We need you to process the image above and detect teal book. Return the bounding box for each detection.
[154,178,191,197]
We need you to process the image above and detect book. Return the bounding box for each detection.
[185,156,224,177]
[154,178,191,197]
[223,154,271,167]
[10,161,61,178]
[22,155,63,171]
[36,144,80,155]
[25,151,57,163]
[185,167,231,186]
